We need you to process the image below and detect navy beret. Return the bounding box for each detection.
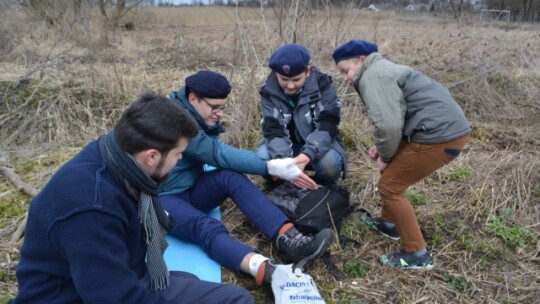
[185,70,231,99]
[332,40,378,63]
[268,44,311,77]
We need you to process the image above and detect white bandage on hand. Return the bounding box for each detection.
[267,158,301,182]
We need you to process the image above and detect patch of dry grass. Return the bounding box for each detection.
[1,5,539,304]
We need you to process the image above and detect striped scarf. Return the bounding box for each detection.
[99,131,175,290]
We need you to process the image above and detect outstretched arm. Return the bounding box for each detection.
[267,158,317,190]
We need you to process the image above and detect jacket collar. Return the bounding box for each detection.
[355,53,381,81]
[263,66,321,106]
[353,53,382,93]
[169,87,224,136]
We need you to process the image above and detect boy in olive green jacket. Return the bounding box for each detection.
[333,39,470,270]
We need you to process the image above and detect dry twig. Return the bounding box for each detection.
[0,166,38,244]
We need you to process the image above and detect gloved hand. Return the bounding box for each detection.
[267,158,301,182]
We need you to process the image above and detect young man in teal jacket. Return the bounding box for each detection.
[160,70,333,286]
[333,40,471,270]
[10,92,254,303]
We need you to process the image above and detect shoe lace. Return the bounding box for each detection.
[282,231,312,247]
[397,251,429,263]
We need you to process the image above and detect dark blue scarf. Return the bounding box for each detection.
[99,131,175,290]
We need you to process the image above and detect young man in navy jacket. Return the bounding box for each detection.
[10,92,254,303]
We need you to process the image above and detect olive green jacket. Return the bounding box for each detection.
[353,53,471,163]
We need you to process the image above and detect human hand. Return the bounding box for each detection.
[292,172,317,190]
[368,146,378,161]
[267,158,301,182]
[293,153,310,172]
[376,157,388,172]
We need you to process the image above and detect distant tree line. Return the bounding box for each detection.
[158,0,540,22]
[2,0,539,22]
[2,0,151,26]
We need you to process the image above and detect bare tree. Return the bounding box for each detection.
[15,0,82,26]
[448,0,466,21]
[98,0,144,26]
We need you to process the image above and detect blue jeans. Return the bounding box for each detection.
[255,143,344,184]
[160,170,289,274]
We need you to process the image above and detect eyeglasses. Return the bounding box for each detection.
[200,97,227,114]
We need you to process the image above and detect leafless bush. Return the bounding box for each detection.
[0,81,127,148]
[14,0,81,26]
[0,23,15,58]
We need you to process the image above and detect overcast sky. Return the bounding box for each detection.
[167,0,228,4]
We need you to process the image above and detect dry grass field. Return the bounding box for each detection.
[1,5,539,304]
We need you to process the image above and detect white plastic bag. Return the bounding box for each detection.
[271,264,326,304]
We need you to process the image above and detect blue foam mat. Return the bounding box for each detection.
[164,207,221,283]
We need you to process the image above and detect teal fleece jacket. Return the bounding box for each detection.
[159,87,268,195]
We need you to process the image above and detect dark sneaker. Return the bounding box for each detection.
[275,227,333,270]
[361,215,400,240]
[256,259,280,286]
[379,249,434,270]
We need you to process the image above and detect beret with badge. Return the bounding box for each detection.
[332,40,378,63]
[268,44,311,77]
[185,70,231,99]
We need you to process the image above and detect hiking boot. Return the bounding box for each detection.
[361,214,400,241]
[275,226,333,270]
[255,259,280,286]
[379,249,434,270]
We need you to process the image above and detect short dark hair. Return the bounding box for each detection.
[115,91,199,155]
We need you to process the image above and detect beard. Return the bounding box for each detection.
[151,172,169,184]
[150,158,169,184]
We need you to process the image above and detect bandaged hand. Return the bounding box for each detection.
[267,158,301,182]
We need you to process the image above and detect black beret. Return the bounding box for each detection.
[185,70,231,99]
[332,40,378,63]
[268,44,311,77]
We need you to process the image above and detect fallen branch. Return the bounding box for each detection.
[0,166,39,244]
[0,166,39,197]
[10,214,28,245]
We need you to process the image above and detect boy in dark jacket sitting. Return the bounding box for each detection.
[256,44,347,185]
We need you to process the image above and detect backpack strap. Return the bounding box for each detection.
[321,251,342,281]
[320,207,370,280]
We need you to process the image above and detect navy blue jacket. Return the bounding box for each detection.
[11,139,177,304]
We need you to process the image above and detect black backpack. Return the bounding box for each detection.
[266,182,358,280]
[265,182,351,233]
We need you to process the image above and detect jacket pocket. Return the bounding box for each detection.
[367,110,383,125]
[283,113,292,125]
[444,148,461,157]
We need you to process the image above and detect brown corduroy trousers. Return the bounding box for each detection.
[377,135,469,252]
